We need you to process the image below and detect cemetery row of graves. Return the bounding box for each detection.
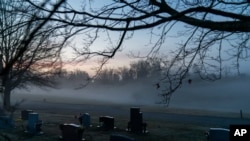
[0,107,152,141]
[0,107,209,141]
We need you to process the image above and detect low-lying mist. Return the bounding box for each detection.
[12,75,250,113]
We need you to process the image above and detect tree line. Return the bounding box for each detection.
[50,58,162,85]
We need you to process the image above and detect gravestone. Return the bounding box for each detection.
[0,108,14,129]
[21,110,33,120]
[0,108,5,116]
[59,123,85,141]
[99,116,115,130]
[79,113,91,128]
[26,112,43,134]
[110,134,135,141]
[0,115,14,129]
[208,128,229,141]
[127,107,147,133]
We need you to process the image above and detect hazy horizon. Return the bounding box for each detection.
[10,75,250,114]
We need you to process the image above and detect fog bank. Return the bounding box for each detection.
[12,76,250,113]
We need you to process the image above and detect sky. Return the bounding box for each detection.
[61,0,250,76]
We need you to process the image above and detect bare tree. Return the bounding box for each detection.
[118,66,134,82]
[130,60,151,79]
[0,0,68,110]
[96,68,120,84]
[20,0,250,105]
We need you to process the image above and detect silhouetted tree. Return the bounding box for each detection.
[147,57,162,79]
[68,70,89,81]
[0,0,66,110]
[118,67,134,82]
[96,68,119,84]
[130,60,151,79]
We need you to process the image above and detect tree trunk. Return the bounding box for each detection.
[3,84,11,111]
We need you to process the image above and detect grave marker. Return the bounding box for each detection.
[0,108,5,116]
[208,128,229,141]
[59,123,85,141]
[79,113,91,128]
[0,115,14,129]
[21,110,33,120]
[26,112,43,134]
[99,116,115,130]
[128,107,147,133]
[110,134,135,141]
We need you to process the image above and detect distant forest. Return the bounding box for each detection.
[51,59,161,86]
[49,59,248,87]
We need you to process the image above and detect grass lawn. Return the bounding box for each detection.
[0,109,209,141]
